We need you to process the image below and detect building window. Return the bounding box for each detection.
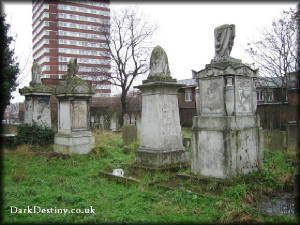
[257,90,264,101]
[266,91,274,102]
[185,90,192,102]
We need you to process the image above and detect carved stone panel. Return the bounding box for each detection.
[235,77,252,114]
[200,77,224,115]
[71,100,87,129]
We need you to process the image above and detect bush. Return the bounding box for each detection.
[16,122,55,146]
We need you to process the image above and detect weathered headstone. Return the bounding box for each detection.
[287,121,298,149]
[122,125,137,145]
[110,112,119,132]
[130,113,136,125]
[123,113,130,126]
[183,137,191,148]
[191,25,264,178]
[270,130,286,151]
[90,116,95,128]
[134,45,188,169]
[99,115,104,130]
[19,61,53,127]
[136,114,141,135]
[54,58,95,154]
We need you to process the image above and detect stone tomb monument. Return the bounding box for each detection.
[19,61,53,127]
[134,46,188,169]
[191,24,264,178]
[54,58,95,154]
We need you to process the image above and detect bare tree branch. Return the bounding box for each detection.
[246,7,298,102]
[97,7,157,125]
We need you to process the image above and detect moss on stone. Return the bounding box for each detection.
[143,75,176,84]
[55,75,95,95]
[19,83,54,95]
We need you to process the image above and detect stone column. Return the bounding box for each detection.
[191,24,263,178]
[134,46,188,169]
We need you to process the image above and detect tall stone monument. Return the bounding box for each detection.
[134,46,188,169]
[19,61,53,127]
[191,24,264,178]
[54,58,95,154]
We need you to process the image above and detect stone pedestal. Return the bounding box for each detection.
[191,60,264,178]
[54,95,94,154]
[54,71,95,155]
[19,85,53,127]
[135,81,188,169]
[134,45,188,169]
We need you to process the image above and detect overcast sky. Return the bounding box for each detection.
[3,1,297,103]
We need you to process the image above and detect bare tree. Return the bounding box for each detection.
[102,7,157,125]
[246,7,298,102]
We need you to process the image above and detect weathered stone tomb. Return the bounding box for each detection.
[19,61,53,127]
[134,46,188,169]
[54,58,95,154]
[191,24,264,178]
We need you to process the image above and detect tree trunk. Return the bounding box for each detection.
[120,93,127,127]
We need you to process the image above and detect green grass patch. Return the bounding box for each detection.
[2,129,298,223]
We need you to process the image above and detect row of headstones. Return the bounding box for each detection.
[91,113,141,132]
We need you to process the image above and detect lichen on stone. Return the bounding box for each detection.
[148,45,172,79]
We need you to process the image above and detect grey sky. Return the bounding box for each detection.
[3,2,297,103]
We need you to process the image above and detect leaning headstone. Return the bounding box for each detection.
[19,61,53,127]
[134,45,188,169]
[54,58,95,154]
[191,24,264,178]
[122,125,137,145]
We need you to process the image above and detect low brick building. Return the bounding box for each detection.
[177,79,197,127]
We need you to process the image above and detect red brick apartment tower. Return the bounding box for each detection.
[32,0,111,97]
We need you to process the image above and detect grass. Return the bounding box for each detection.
[2,129,299,224]
[182,127,192,138]
[2,124,18,134]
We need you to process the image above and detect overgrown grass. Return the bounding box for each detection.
[182,127,192,138]
[2,124,18,134]
[2,129,298,224]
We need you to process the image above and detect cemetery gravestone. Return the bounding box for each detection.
[270,130,286,151]
[136,114,141,135]
[287,121,298,149]
[123,113,130,126]
[19,61,53,127]
[54,58,95,154]
[134,45,188,169]
[122,125,137,145]
[110,112,119,132]
[191,24,264,178]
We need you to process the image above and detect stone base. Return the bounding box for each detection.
[54,131,94,155]
[191,115,264,179]
[135,147,189,169]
